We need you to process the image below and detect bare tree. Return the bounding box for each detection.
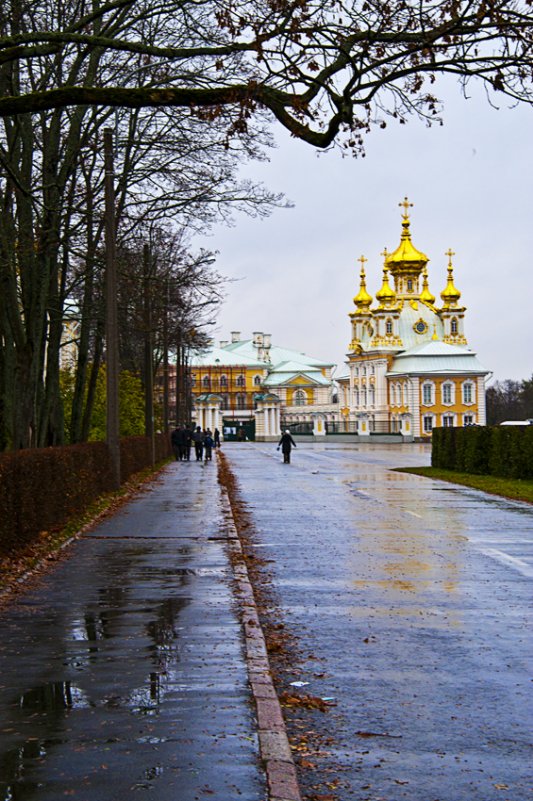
[0,0,532,149]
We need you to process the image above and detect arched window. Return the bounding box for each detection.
[220,374,228,387]
[386,319,393,335]
[451,317,459,334]
[202,375,210,389]
[254,374,262,386]
[236,393,246,409]
[369,387,375,405]
[294,389,307,406]
[236,374,245,387]
[402,383,408,406]
[361,388,367,406]
[407,279,413,292]
[354,389,359,406]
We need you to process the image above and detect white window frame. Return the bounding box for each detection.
[462,380,475,405]
[423,414,435,433]
[294,389,307,406]
[463,414,475,426]
[451,317,459,334]
[442,413,455,427]
[236,374,245,387]
[253,374,262,386]
[386,318,393,335]
[441,381,455,406]
[422,381,435,406]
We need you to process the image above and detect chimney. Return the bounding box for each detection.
[263,333,271,349]
[219,340,229,349]
[231,331,241,343]
[253,331,264,347]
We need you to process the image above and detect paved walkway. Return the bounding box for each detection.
[0,460,266,801]
[223,442,532,801]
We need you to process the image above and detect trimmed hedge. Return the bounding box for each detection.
[0,434,172,557]
[432,426,533,480]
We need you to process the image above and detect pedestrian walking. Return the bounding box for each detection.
[214,428,221,448]
[170,427,180,461]
[204,430,214,461]
[192,426,205,461]
[277,430,296,464]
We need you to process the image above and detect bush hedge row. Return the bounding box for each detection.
[0,434,172,557]
[432,426,533,480]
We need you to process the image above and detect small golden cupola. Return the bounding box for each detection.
[375,248,397,308]
[386,197,429,297]
[420,266,436,306]
[440,249,462,308]
[353,256,373,312]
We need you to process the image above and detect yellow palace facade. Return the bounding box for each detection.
[337,199,490,439]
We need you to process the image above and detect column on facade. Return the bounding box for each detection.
[477,376,486,425]
[264,407,270,437]
[408,377,421,438]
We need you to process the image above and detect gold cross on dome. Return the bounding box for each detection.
[399,197,413,218]
[445,248,455,266]
[358,255,368,272]
[381,247,389,261]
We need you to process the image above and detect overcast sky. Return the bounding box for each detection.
[198,79,532,384]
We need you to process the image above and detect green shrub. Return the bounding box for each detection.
[433,425,533,480]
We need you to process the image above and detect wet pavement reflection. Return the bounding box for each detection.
[0,462,263,801]
[226,442,532,801]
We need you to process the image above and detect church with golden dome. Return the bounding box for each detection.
[337,198,490,439]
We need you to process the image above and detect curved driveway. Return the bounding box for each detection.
[224,441,532,801]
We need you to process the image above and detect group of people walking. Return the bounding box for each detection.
[171,425,296,464]
[171,425,221,462]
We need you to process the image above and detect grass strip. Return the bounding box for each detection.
[395,466,533,505]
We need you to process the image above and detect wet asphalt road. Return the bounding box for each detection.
[224,442,532,801]
[0,461,264,801]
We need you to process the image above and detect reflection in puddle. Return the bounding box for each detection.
[1,592,191,797]
[18,682,92,713]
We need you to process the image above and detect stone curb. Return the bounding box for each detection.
[218,487,303,801]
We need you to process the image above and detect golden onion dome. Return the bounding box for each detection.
[420,266,436,305]
[353,258,373,310]
[440,249,462,307]
[386,198,429,270]
[375,264,396,307]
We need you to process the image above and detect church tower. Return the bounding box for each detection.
[343,199,489,438]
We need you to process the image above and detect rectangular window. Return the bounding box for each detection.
[464,415,474,426]
[423,416,433,433]
[463,383,473,404]
[442,383,452,404]
[422,384,433,405]
[443,415,454,427]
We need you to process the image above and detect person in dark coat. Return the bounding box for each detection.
[214,428,221,448]
[204,430,214,461]
[170,428,180,461]
[277,430,296,463]
[192,426,205,461]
